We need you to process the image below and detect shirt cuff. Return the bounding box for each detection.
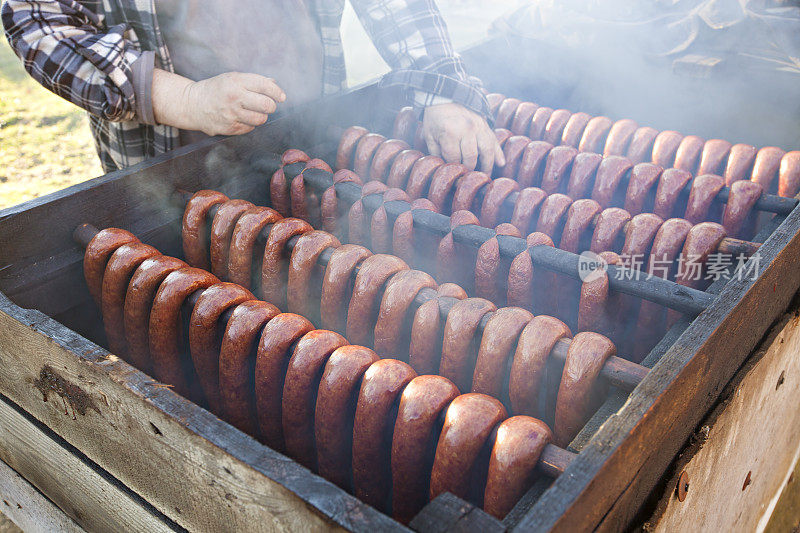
[131,51,156,125]
[412,92,454,108]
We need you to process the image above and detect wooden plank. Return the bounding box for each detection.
[0,395,173,532]
[409,493,505,533]
[0,293,406,532]
[0,459,84,533]
[514,202,800,531]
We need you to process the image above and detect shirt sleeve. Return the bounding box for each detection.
[2,0,144,122]
[349,0,492,121]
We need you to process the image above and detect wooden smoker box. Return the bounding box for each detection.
[1,39,799,531]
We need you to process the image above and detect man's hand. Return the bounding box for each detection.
[153,69,286,135]
[421,102,505,174]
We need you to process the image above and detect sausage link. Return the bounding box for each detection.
[346,254,409,346]
[282,330,348,469]
[651,131,684,168]
[210,199,254,279]
[406,156,445,199]
[352,359,416,510]
[484,416,552,518]
[391,375,460,523]
[336,126,369,171]
[286,230,340,318]
[540,146,578,195]
[183,190,229,269]
[480,177,519,227]
[653,168,692,219]
[84,228,138,306]
[101,243,160,357]
[577,251,622,341]
[554,332,615,446]
[722,180,762,238]
[260,218,313,307]
[475,223,521,304]
[673,135,705,173]
[625,126,659,164]
[577,116,613,154]
[724,143,758,186]
[408,285,465,374]
[123,256,186,373]
[315,345,380,490]
[509,187,547,235]
[486,93,505,115]
[684,174,724,224]
[321,169,362,237]
[622,163,662,215]
[495,98,521,130]
[527,107,553,141]
[429,394,507,503]
[386,149,424,189]
[440,298,497,392]
[413,125,427,152]
[507,232,556,314]
[751,146,786,195]
[603,119,638,156]
[565,152,603,200]
[499,136,530,179]
[374,270,437,359]
[227,206,281,289]
[370,139,410,182]
[517,141,553,188]
[558,200,603,326]
[427,164,468,213]
[452,171,490,213]
[621,213,663,265]
[392,107,418,145]
[590,207,632,253]
[320,244,371,333]
[149,267,218,400]
[560,112,592,148]
[697,139,732,176]
[436,210,481,286]
[438,282,468,299]
[189,282,254,414]
[510,102,538,136]
[542,109,571,146]
[281,149,310,166]
[591,155,633,209]
[353,133,387,178]
[219,300,280,434]
[535,193,572,238]
[348,181,388,247]
[778,151,800,198]
[472,307,533,398]
[392,198,438,267]
[270,167,292,217]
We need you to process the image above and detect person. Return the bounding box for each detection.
[2,1,504,174]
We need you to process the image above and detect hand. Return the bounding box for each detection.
[421,102,505,174]
[153,69,286,136]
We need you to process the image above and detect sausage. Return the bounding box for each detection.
[227,206,281,289]
[286,230,340,319]
[370,189,411,254]
[374,270,437,359]
[673,135,705,173]
[281,148,310,166]
[260,217,313,308]
[651,131,684,168]
[429,393,507,503]
[255,313,314,450]
[542,109,571,146]
[517,141,553,187]
[603,119,638,156]
[353,133,387,178]
[675,222,727,291]
[348,181,388,247]
[123,255,186,374]
[577,251,622,343]
[622,163,662,215]
[722,180,762,238]
[507,232,556,314]
[315,345,380,490]
[210,199,254,279]
[408,285,465,375]
[684,174,724,224]
[439,298,497,392]
[697,139,733,176]
[84,228,138,306]
[479,177,519,227]
[391,375,460,524]
[386,149,424,189]
[282,330,348,469]
[320,244,371,333]
[321,169,362,237]
[486,93,505,115]
[591,155,633,209]
[510,102,539,136]
[183,190,229,270]
[565,152,603,200]
[559,200,603,325]
[778,151,800,198]
[346,254,409,346]
[436,210,481,287]
[452,171,491,213]
[484,416,552,518]
[724,143,758,186]
[471,307,533,398]
[352,359,417,511]
[336,126,369,171]
[553,331,615,446]
[509,187,547,235]
[188,282,254,414]
[495,98,521,130]
[148,267,218,401]
[406,155,445,199]
[218,300,280,434]
[540,146,579,195]
[560,112,592,148]
[498,136,530,179]
[653,168,691,220]
[577,116,613,154]
[527,107,554,141]
[392,107,418,144]
[534,193,572,238]
[621,213,663,266]
[289,170,315,226]
[750,146,786,195]
[427,163,469,213]
[101,242,159,357]
[270,166,292,217]
[413,125,427,152]
[590,207,631,253]
[474,223,521,304]
[370,139,411,182]
[392,198,438,267]
[625,126,659,164]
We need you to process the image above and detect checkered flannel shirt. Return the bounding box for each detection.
[2,0,491,172]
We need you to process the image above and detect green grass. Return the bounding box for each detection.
[0,41,102,209]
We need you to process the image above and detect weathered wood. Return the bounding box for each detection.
[0,394,175,532]
[409,493,505,533]
[0,459,84,533]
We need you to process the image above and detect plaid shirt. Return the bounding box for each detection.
[2,0,490,172]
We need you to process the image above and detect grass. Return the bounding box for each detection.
[0,42,102,210]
